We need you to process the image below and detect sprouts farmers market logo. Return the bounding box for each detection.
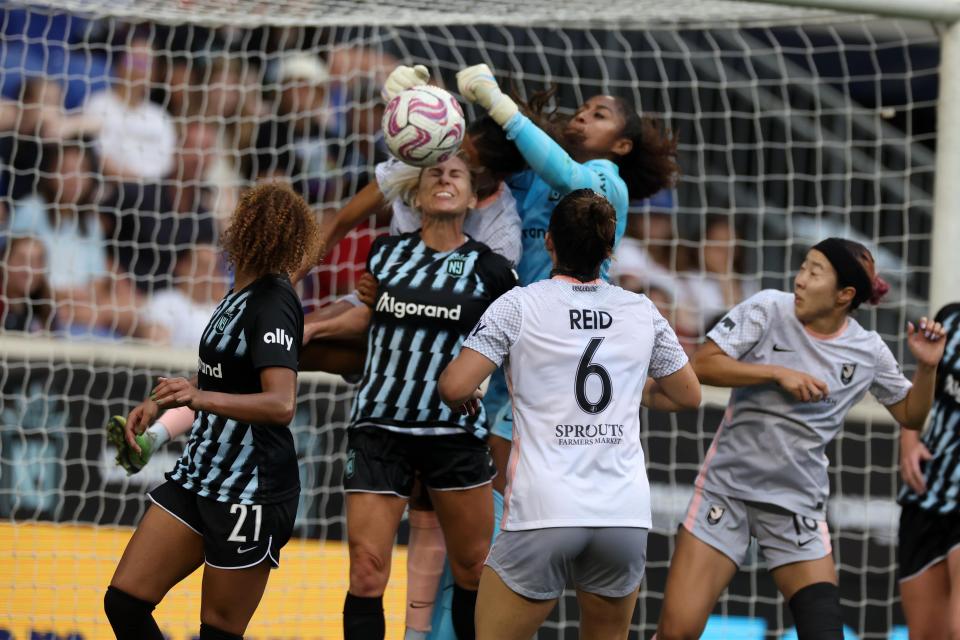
[555,423,624,445]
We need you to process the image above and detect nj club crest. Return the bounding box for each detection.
[840,362,857,385]
[214,310,236,333]
[446,256,465,277]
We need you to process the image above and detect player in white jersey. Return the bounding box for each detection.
[656,238,947,640]
[438,189,701,639]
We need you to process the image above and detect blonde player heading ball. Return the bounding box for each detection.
[439,189,701,640]
[656,238,946,640]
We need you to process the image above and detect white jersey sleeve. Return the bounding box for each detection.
[377,159,423,235]
[462,287,523,367]
[706,289,781,359]
[649,308,689,379]
[869,337,912,406]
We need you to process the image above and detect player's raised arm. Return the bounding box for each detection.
[882,316,946,429]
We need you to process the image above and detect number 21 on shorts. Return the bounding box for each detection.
[228,503,263,543]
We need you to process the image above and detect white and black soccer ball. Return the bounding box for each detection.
[382,85,465,167]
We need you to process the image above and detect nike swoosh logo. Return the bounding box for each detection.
[237,545,258,554]
[798,538,818,547]
[773,344,794,352]
[409,602,434,609]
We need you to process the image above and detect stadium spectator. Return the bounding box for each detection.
[0,235,54,332]
[674,213,760,350]
[439,189,700,639]
[101,120,219,291]
[897,301,960,640]
[309,153,516,640]
[83,32,177,181]
[611,204,680,319]
[142,244,227,348]
[656,238,946,640]
[247,51,335,203]
[7,138,145,337]
[0,76,99,202]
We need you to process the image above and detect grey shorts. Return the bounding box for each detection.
[486,527,648,600]
[683,487,832,569]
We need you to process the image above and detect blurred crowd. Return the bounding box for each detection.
[0,11,758,353]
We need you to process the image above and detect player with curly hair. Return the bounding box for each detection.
[103,182,321,640]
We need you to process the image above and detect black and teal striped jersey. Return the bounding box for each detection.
[168,274,303,505]
[351,232,517,439]
[899,303,960,514]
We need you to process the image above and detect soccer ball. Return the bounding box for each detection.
[382,85,465,167]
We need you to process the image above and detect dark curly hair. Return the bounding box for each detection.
[221,182,321,277]
[549,189,617,282]
[519,88,679,201]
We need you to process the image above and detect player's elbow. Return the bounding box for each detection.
[438,368,467,408]
[267,396,297,426]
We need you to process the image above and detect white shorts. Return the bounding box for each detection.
[683,487,832,569]
[486,527,648,600]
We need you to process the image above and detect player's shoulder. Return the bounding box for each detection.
[249,274,300,308]
[740,288,793,312]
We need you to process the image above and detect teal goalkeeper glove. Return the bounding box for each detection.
[381,64,430,102]
[456,64,519,127]
[105,415,157,475]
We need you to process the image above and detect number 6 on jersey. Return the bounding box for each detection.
[576,337,612,414]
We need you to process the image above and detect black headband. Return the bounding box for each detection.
[811,238,873,309]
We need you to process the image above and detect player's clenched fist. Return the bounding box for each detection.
[774,367,829,403]
[382,64,430,102]
[456,64,518,126]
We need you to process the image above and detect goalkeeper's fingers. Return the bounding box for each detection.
[382,64,431,102]
[456,63,498,102]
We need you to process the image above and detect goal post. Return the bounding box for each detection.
[0,1,955,638]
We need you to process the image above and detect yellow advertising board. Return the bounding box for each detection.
[0,522,409,639]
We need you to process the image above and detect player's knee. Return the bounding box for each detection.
[349,547,390,595]
[447,553,485,590]
[104,585,156,630]
[788,582,842,639]
[656,615,704,640]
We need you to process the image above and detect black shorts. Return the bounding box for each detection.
[343,426,495,497]
[898,502,960,582]
[148,480,298,570]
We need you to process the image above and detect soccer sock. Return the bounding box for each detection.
[199,622,243,640]
[343,592,385,640]
[103,586,164,640]
[404,630,429,640]
[146,421,171,448]
[406,509,447,632]
[451,584,478,640]
[788,582,842,640]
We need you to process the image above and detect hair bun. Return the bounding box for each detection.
[869,276,890,305]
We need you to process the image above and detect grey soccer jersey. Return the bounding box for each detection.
[700,289,911,518]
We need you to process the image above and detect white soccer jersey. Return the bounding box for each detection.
[700,289,913,518]
[463,277,688,530]
[377,159,523,266]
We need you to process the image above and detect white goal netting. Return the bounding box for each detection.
[0,1,942,638]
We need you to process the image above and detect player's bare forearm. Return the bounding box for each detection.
[194,368,297,427]
[307,304,372,342]
[891,363,937,430]
[691,341,780,388]
[900,425,922,449]
[439,348,497,408]
[318,181,385,259]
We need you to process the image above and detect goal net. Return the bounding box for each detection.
[0,0,941,637]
